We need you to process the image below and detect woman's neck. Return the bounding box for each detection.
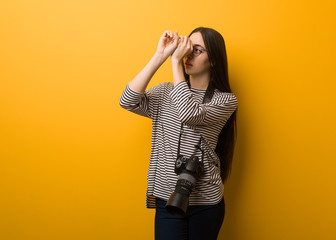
[189,74,210,90]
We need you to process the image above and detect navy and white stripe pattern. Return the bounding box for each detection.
[120,81,238,208]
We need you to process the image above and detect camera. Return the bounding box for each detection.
[165,154,204,217]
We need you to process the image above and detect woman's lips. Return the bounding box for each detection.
[185,63,193,68]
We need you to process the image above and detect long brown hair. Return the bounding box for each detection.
[185,27,237,182]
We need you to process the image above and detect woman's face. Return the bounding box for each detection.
[184,32,211,77]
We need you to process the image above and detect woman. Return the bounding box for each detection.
[120,27,238,240]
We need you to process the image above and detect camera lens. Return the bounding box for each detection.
[165,156,204,216]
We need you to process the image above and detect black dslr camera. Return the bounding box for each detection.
[165,152,204,217]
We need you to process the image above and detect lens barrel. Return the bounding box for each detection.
[165,173,197,216]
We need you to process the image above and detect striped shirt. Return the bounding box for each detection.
[119,81,238,208]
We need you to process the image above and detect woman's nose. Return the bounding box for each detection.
[186,53,194,60]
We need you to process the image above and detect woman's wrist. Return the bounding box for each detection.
[171,58,185,87]
[153,51,168,66]
[171,57,183,66]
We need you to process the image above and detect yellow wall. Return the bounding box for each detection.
[1,0,335,239]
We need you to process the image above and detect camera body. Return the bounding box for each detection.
[165,154,204,217]
[175,155,204,178]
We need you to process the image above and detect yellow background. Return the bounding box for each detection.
[1,0,335,239]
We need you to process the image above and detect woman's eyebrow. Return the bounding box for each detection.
[193,44,206,49]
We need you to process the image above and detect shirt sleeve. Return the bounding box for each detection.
[170,81,238,126]
[119,83,165,119]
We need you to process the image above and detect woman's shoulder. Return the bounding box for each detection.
[145,82,174,99]
[160,81,174,88]
[149,82,174,92]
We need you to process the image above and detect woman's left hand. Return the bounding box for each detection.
[171,36,193,63]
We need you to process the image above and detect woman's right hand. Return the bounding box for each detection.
[156,31,179,61]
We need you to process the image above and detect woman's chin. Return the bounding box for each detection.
[185,69,193,75]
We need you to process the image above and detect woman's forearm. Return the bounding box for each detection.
[171,59,186,87]
[128,52,166,93]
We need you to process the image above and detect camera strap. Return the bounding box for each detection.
[176,82,215,163]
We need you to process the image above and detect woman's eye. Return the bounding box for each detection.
[195,49,202,53]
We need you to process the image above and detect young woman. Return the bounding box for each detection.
[120,27,238,240]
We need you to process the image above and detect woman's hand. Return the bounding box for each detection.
[156,31,179,62]
[170,36,193,87]
[171,36,193,63]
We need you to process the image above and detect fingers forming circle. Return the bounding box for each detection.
[163,31,173,40]
[183,36,187,45]
[188,38,193,53]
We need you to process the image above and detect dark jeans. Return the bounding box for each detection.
[155,198,225,240]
